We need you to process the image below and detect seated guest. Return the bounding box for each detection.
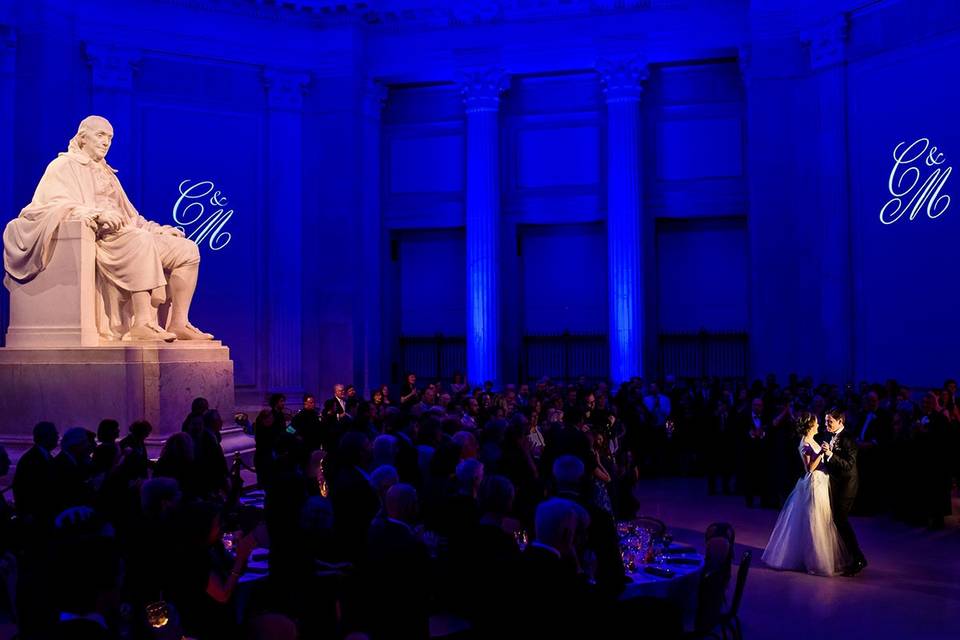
[372,434,398,468]
[12,421,59,527]
[552,455,625,598]
[512,498,593,637]
[50,535,124,640]
[435,459,482,541]
[362,484,430,639]
[53,427,96,514]
[369,464,400,519]
[161,501,255,640]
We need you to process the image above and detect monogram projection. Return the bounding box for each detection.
[172,179,235,251]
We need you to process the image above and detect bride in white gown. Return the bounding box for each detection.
[762,412,848,576]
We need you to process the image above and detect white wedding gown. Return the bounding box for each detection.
[762,439,848,576]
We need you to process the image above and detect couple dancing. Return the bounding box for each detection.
[762,409,868,577]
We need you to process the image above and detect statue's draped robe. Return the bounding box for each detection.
[3,151,199,336]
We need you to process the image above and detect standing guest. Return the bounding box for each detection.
[53,427,95,513]
[269,393,288,430]
[400,372,419,409]
[322,385,348,447]
[293,394,324,452]
[913,393,952,530]
[330,432,379,563]
[155,432,199,498]
[853,391,891,514]
[379,384,392,406]
[738,398,771,508]
[705,399,735,495]
[118,420,153,478]
[370,388,389,429]
[13,421,59,527]
[181,397,209,432]
[91,419,121,478]
[253,409,280,488]
[195,410,229,497]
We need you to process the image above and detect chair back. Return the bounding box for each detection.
[695,561,728,632]
[728,550,752,617]
[632,516,667,538]
[704,537,731,573]
[705,521,735,545]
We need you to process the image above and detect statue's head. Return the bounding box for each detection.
[69,115,114,162]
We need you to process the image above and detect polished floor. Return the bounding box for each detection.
[636,477,960,640]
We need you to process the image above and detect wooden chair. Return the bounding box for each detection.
[718,551,752,640]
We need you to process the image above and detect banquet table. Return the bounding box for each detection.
[620,543,705,630]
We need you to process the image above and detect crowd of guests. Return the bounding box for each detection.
[0,371,956,639]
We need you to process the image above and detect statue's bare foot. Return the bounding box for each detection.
[124,322,177,342]
[169,322,214,340]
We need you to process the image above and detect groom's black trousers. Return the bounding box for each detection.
[833,497,865,563]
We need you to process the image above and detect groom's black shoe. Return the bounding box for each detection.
[842,558,867,577]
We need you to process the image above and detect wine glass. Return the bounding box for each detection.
[145,601,169,628]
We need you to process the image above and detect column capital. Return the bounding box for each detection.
[461,68,509,114]
[802,15,848,70]
[84,43,140,92]
[362,79,388,119]
[263,68,311,111]
[598,58,649,104]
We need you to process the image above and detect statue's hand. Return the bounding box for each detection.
[160,225,185,238]
[96,209,124,232]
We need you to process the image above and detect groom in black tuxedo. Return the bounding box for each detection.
[817,408,868,576]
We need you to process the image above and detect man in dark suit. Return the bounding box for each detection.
[330,431,380,563]
[12,421,59,527]
[705,399,736,495]
[363,483,431,639]
[737,398,773,507]
[292,393,324,452]
[512,498,592,638]
[818,408,867,575]
[852,391,892,514]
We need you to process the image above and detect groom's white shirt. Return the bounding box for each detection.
[824,426,843,460]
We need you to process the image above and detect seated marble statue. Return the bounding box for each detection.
[3,115,213,341]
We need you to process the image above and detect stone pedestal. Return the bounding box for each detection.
[5,220,100,347]
[0,341,234,448]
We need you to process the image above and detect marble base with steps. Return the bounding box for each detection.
[0,340,235,448]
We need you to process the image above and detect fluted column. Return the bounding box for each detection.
[600,59,648,384]
[462,69,508,388]
[263,69,310,393]
[803,17,853,382]
[0,27,15,340]
[85,43,140,198]
[360,80,387,396]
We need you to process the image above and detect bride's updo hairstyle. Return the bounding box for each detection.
[793,412,818,438]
